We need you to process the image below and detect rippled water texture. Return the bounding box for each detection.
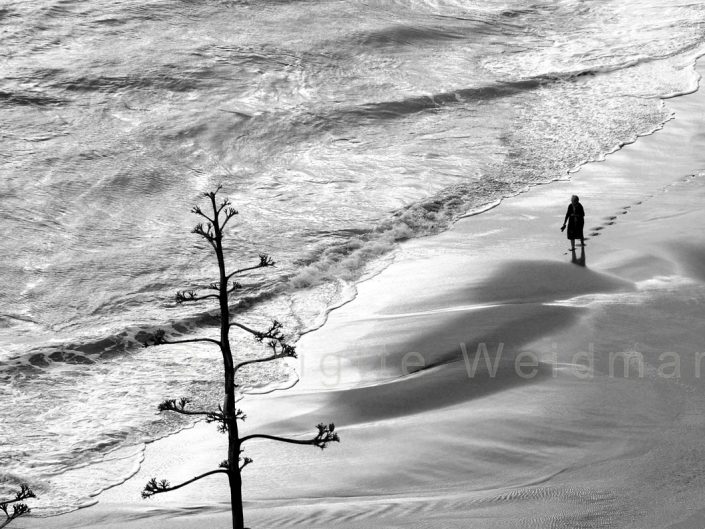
[1,0,705,514]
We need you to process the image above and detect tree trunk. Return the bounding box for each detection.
[228,452,244,529]
[225,370,244,529]
[211,195,245,529]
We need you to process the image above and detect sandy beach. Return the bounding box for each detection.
[22,58,705,529]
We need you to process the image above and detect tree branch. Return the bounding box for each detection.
[158,399,245,433]
[0,505,30,529]
[191,205,214,224]
[240,423,339,450]
[141,329,220,348]
[220,207,239,230]
[202,185,223,200]
[142,470,228,499]
[239,457,253,471]
[229,320,297,373]
[234,354,280,374]
[175,290,220,304]
[0,485,35,508]
[161,337,221,346]
[232,345,297,373]
[228,321,264,338]
[225,254,275,281]
[0,485,35,529]
[192,222,216,249]
[229,319,284,343]
[216,197,232,215]
[158,397,211,416]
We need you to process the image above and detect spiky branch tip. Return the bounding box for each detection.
[259,253,275,267]
[142,329,166,347]
[254,320,284,343]
[190,205,213,222]
[254,320,298,359]
[202,184,223,199]
[206,405,246,433]
[266,340,297,360]
[1,485,36,524]
[0,503,31,522]
[8,485,34,504]
[175,290,197,304]
[192,222,215,241]
[158,397,190,413]
[240,457,254,471]
[142,478,170,499]
[313,423,340,450]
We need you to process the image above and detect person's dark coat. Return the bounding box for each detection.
[565,202,584,240]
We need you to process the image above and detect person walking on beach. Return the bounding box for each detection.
[561,195,585,250]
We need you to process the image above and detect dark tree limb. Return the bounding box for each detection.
[230,320,297,373]
[220,207,239,230]
[233,350,295,374]
[191,205,214,224]
[0,485,35,529]
[158,399,245,433]
[203,184,223,197]
[233,354,280,374]
[158,397,211,416]
[240,423,339,450]
[175,290,221,304]
[160,337,221,346]
[142,470,228,499]
[142,329,220,348]
[239,457,253,471]
[228,321,264,338]
[229,320,285,343]
[225,254,275,281]
[192,222,216,249]
[206,405,246,434]
[216,197,232,216]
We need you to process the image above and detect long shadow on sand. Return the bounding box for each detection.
[266,259,633,428]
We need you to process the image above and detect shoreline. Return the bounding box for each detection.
[23,57,705,528]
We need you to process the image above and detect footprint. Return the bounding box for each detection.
[591,226,604,231]
[605,221,615,226]
[590,232,601,237]
[604,216,617,221]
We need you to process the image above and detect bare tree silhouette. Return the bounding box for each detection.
[0,485,35,529]
[141,187,339,529]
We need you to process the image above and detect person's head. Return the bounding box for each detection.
[571,195,579,205]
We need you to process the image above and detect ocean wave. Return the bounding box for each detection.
[343,79,546,120]
[358,24,467,47]
[54,71,203,93]
[0,90,66,107]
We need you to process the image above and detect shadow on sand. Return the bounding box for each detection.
[570,246,586,267]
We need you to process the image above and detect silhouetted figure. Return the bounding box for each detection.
[570,246,586,267]
[561,195,585,251]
